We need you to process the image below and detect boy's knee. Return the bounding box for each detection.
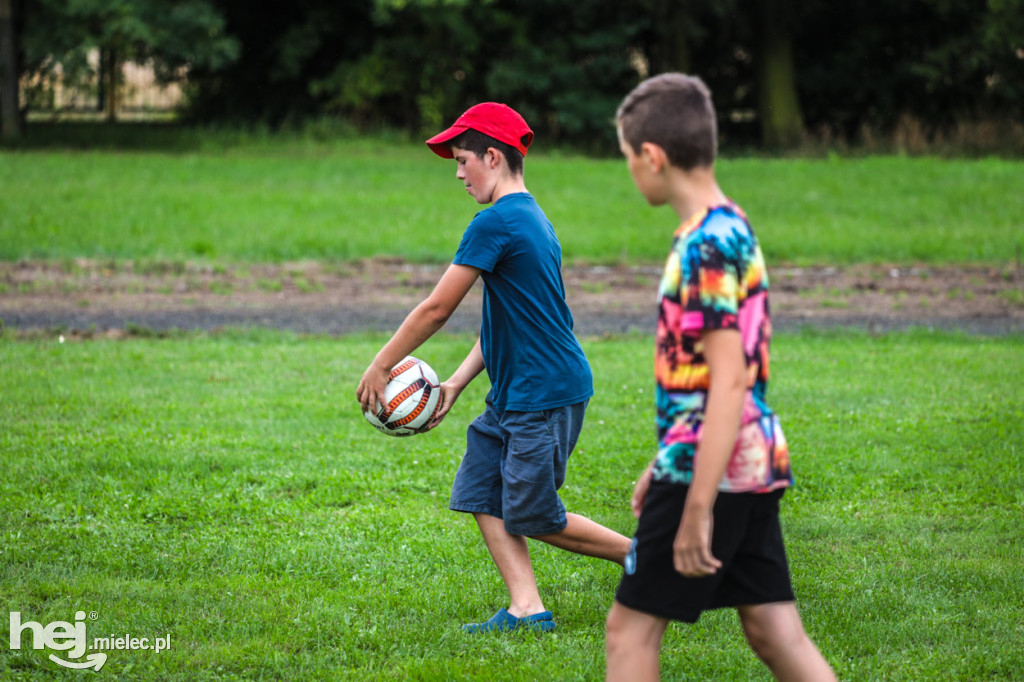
[605,603,625,634]
[605,602,661,655]
[605,607,631,659]
[739,603,807,661]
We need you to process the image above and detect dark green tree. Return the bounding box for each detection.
[642,0,698,74]
[21,0,238,121]
[301,0,646,150]
[482,0,645,151]
[308,0,494,133]
[186,0,374,126]
[632,0,806,149]
[795,0,1024,142]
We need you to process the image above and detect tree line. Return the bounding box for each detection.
[2,0,1023,152]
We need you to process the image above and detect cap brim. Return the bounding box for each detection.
[425,125,468,158]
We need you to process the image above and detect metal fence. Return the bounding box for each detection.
[22,49,185,121]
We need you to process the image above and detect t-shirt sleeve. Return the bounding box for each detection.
[680,233,742,335]
[452,209,507,273]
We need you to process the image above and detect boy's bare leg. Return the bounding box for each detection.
[606,600,668,682]
[473,512,546,618]
[737,602,837,682]
[531,512,631,565]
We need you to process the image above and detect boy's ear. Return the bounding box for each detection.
[639,142,668,174]
[485,146,504,169]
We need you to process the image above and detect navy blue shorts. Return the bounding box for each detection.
[615,481,795,623]
[449,400,587,536]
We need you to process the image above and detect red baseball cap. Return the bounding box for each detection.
[426,102,534,159]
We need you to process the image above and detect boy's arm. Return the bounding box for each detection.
[631,460,656,518]
[673,327,747,577]
[426,337,485,429]
[356,263,481,414]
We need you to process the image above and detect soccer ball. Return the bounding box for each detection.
[363,357,441,436]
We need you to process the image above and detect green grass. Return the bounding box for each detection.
[2,132,1022,679]
[2,139,1021,264]
[1,329,1022,680]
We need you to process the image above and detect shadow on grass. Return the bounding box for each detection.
[2,122,214,152]
[0,120,375,153]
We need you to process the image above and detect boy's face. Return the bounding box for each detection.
[617,124,667,207]
[452,145,499,205]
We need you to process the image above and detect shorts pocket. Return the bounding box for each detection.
[505,424,554,481]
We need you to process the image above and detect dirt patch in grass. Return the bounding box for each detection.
[1,259,1022,337]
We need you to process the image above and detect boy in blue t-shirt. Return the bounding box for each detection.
[605,74,836,681]
[357,102,630,633]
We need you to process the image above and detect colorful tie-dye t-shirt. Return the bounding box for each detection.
[652,203,793,493]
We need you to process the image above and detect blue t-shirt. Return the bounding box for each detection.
[453,192,593,411]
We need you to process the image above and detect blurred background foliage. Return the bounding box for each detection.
[3,0,1024,153]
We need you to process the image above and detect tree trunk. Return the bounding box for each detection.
[0,0,22,139]
[97,49,106,113]
[102,48,118,122]
[653,0,693,74]
[755,0,803,148]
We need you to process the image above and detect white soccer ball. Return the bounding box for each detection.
[363,356,441,437]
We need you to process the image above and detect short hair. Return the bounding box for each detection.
[448,129,525,176]
[616,73,718,170]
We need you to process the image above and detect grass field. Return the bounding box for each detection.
[1,140,1022,265]
[1,329,1022,680]
[2,132,1022,679]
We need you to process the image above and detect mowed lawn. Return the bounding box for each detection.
[2,136,1022,679]
[1,330,1022,680]
[1,142,1022,265]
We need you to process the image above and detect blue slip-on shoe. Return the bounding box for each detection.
[462,608,556,633]
[519,610,556,632]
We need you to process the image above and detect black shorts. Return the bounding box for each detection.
[615,481,795,623]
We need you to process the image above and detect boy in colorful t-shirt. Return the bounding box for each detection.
[605,73,836,682]
[652,202,791,493]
